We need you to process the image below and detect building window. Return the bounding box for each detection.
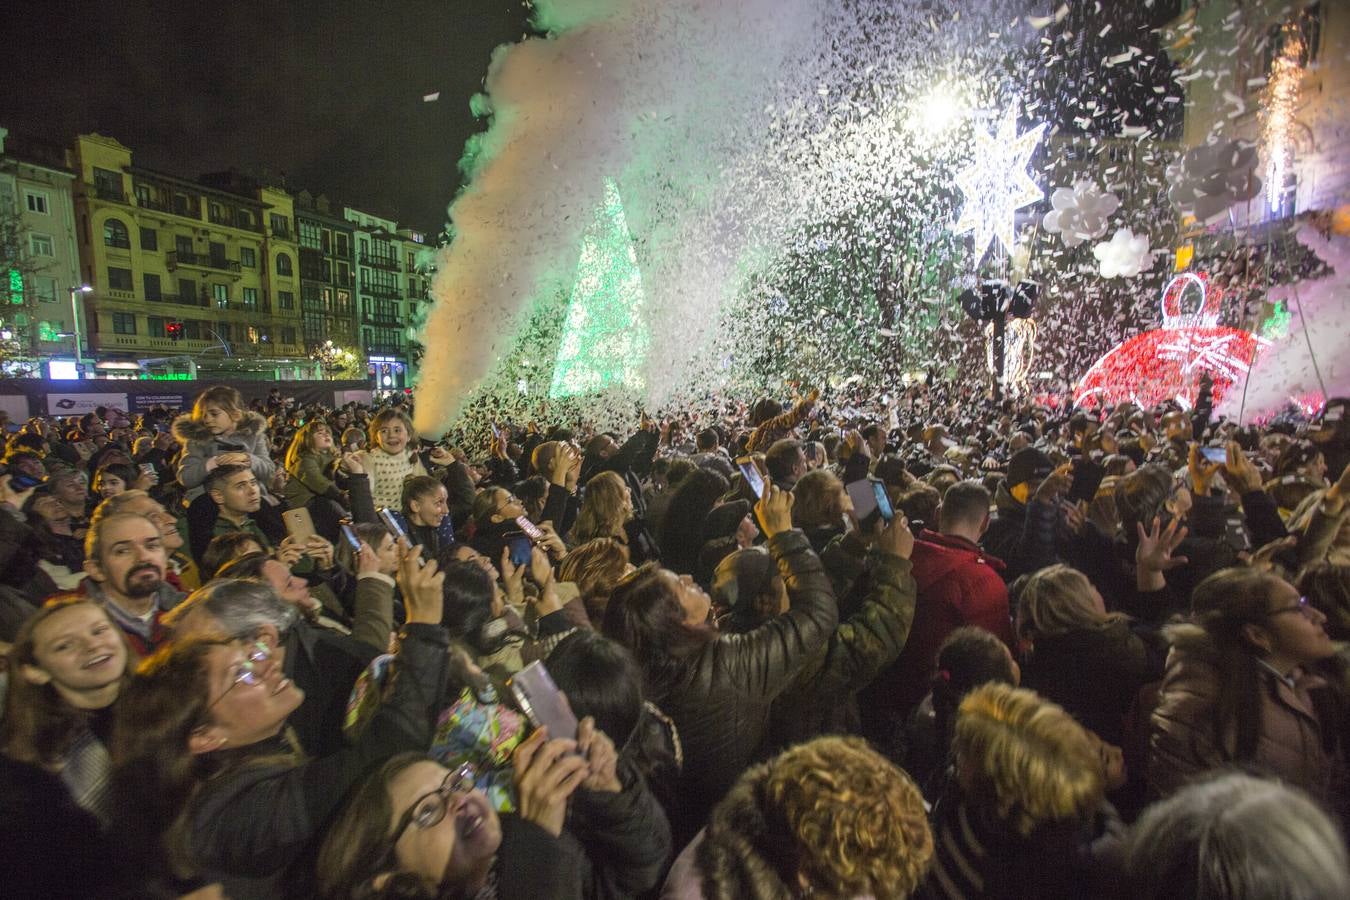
[240,246,256,267]
[108,267,134,291]
[322,229,332,254]
[148,316,166,338]
[213,283,229,307]
[279,290,294,310]
[93,167,123,200]
[336,234,350,257]
[269,213,290,237]
[144,273,162,301]
[103,218,131,249]
[29,233,54,257]
[247,326,260,344]
[24,191,49,214]
[216,322,232,342]
[177,278,197,304]
[299,220,322,250]
[33,276,57,303]
[281,326,296,345]
[184,320,200,341]
[140,227,158,251]
[134,184,151,206]
[242,287,258,310]
[322,259,332,282]
[276,253,293,276]
[112,312,137,335]
[175,234,194,256]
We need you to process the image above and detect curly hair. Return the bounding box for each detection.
[558,537,631,625]
[696,736,932,899]
[951,682,1103,837]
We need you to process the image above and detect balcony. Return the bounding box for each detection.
[364,283,402,299]
[359,252,400,271]
[166,250,242,275]
[93,183,126,202]
[137,195,173,213]
[361,313,402,328]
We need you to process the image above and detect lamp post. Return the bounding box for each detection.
[68,284,93,371]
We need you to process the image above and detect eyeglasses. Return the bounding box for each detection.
[1267,596,1322,623]
[494,493,520,514]
[387,763,478,849]
[205,640,272,711]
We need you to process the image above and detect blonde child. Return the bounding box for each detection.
[172,386,276,503]
[283,420,342,509]
[355,407,428,510]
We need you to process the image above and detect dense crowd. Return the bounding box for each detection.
[2,377,1349,899]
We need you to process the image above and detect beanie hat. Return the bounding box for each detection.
[702,499,751,544]
[711,547,776,619]
[1005,447,1054,487]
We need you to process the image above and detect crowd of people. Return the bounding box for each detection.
[2,376,1349,899]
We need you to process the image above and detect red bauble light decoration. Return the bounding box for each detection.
[1075,272,1269,409]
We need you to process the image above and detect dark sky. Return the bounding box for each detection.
[0,0,530,233]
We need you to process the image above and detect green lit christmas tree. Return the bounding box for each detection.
[549,179,650,399]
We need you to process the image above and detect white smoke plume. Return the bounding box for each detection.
[414,0,832,436]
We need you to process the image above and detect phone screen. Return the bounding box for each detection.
[340,523,362,554]
[9,471,45,491]
[378,507,407,542]
[846,479,879,522]
[737,458,765,499]
[509,660,579,741]
[514,515,544,542]
[872,480,895,521]
[506,532,532,567]
[1200,447,1227,464]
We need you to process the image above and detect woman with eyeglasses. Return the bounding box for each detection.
[1149,566,1349,816]
[1,598,130,898]
[107,547,453,899]
[316,719,669,900]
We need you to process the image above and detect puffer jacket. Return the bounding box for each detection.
[981,482,1059,582]
[655,529,837,844]
[768,548,916,749]
[1148,623,1346,809]
[868,530,1012,714]
[172,411,276,502]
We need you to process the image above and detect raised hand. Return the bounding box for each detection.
[1222,441,1263,494]
[512,729,589,837]
[1136,516,1189,575]
[755,480,795,538]
[397,545,444,625]
[877,512,915,560]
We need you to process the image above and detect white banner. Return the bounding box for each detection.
[47,392,129,416]
[0,395,31,424]
[335,390,373,407]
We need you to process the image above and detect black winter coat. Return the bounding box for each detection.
[1021,619,1164,747]
[184,623,448,900]
[650,529,838,844]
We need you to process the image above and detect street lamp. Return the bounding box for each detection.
[68,284,93,371]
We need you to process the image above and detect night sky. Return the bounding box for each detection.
[0,0,530,233]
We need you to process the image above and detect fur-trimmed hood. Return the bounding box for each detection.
[172,410,267,445]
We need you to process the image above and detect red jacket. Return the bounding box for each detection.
[883,530,1012,708]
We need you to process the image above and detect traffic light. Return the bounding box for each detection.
[167,321,184,341]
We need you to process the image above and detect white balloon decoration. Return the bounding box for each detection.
[1093,227,1154,279]
[1042,180,1120,247]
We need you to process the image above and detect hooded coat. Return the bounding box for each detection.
[868,530,1012,715]
[172,411,276,502]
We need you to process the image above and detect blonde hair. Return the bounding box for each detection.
[1016,564,1121,642]
[190,385,244,424]
[559,537,631,625]
[698,735,933,899]
[792,469,845,528]
[952,682,1103,836]
[283,420,334,472]
[573,471,629,543]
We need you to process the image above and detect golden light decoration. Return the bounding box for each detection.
[1262,24,1304,212]
[985,317,1038,397]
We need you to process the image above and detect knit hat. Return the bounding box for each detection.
[702,499,751,544]
[1005,447,1055,487]
[710,547,776,619]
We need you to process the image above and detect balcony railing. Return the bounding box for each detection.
[361,313,402,328]
[137,195,172,213]
[93,183,126,202]
[359,253,400,271]
[364,283,401,299]
[166,250,242,274]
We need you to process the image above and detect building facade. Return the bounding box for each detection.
[295,190,359,355]
[0,127,83,374]
[1168,0,1346,224]
[67,133,311,380]
[345,206,415,389]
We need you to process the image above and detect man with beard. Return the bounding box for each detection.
[74,511,184,655]
[96,489,202,592]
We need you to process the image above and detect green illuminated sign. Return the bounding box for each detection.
[7,270,22,304]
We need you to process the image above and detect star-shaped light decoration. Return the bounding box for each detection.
[952,100,1047,263]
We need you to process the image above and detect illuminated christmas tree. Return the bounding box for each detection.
[549,179,649,399]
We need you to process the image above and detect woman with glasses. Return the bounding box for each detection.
[317,721,671,900]
[1149,566,1348,815]
[107,547,452,899]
